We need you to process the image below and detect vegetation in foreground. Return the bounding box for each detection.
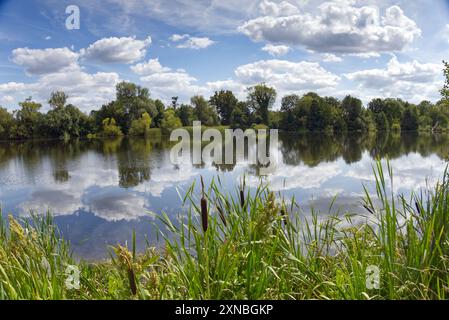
[0,161,448,300]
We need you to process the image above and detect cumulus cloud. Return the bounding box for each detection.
[239,1,421,54]
[345,56,442,102]
[206,59,341,106]
[322,53,343,63]
[131,58,205,101]
[261,44,290,56]
[0,70,120,112]
[235,59,340,90]
[130,58,171,75]
[80,35,151,63]
[259,0,299,17]
[169,34,215,49]
[11,47,79,75]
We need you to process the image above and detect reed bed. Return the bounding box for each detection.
[0,160,448,300]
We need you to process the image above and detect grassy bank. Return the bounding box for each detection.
[1,161,448,300]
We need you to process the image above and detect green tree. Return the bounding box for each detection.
[280,94,300,131]
[48,91,68,108]
[13,98,43,138]
[160,109,182,134]
[0,107,16,139]
[307,98,332,131]
[247,84,276,125]
[191,95,219,126]
[129,112,152,136]
[101,118,123,137]
[401,104,419,131]
[209,90,238,125]
[440,60,449,100]
[230,102,252,129]
[342,95,364,131]
[176,104,195,126]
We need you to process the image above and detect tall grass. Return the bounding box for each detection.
[0,160,448,300]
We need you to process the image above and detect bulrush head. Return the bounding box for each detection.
[200,176,208,232]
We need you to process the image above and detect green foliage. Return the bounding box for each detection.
[441,60,449,100]
[342,95,365,131]
[209,90,238,125]
[191,95,219,126]
[401,104,419,131]
[230,102,252,129]
[101,118,123,137]
[129,112,152,136]
[160,109,182,134]
[176,104,195,126]
[0,107,15,139]
[247,83,276,125]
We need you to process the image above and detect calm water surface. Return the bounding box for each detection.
[0,132,448,259]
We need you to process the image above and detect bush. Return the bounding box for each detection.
[129,112,152,136]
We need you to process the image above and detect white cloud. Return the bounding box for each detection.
[234,59,340,90]
[261,44,290,56]
[260,0,299,17]
[345,56,442,102]
[80,35,151,63]
[206,59,341,106]
[0,70,120,112]
[170,34,215,49]
[239,1,421,54]
[0,95,14,105]
[11,47,79,75]
[130,58,171,75]
[322,53,343,62]
[131,58,205,102]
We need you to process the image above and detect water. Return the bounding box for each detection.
[0,132,448,260]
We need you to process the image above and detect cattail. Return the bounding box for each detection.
[240,190,245,209]
[280,206,288,226]
[115,245,137,295]
[200,176,208,232]
[128,268,137,295]
[415,201,421,215]
[217,199,227,227]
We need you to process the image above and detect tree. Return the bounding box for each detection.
[0,107,15,139]
[191,95,219,126]
[401,104,419,131]
[45,104,90,139]
[114,81,158,133]
[48,91,68,108]
[176,104,195,126]
[209,90,238,125]
[153,99,165,127]
[160,109,182,134]
[101,118,123,137]
[375,112,389,131]
[307,98,332,131]
[247,84,276,125]
[14,98,43,138]
[230,102,252,129]
[441,60,449,100]
[280,94,300,131]
[342,95,364,131]
[129,112,152,136]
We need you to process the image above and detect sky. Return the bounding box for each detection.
[0,0,449,112]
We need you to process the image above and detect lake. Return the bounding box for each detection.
[0,132,448,260]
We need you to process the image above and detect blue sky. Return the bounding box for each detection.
[1,0,449,112]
